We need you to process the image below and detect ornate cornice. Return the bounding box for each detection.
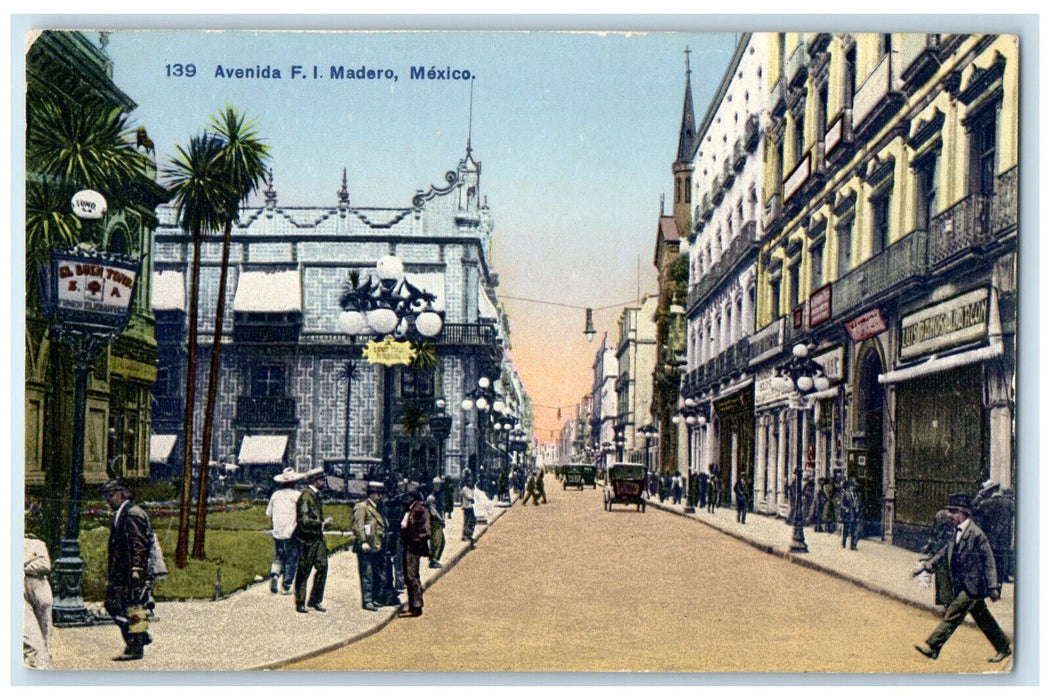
[959,51,1007,106]
[907,108,946,150]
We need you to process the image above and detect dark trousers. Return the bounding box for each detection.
[842,519,859,549]
[271,537,299,591]
[356,549,384,607]
[403,549,424,611]
[294,537,328,607]
[737,504,747,523]
[430,524,445,562]
[926,589,1011,654]
[462,506,476,540]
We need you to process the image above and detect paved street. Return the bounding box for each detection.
[283,486,1013,673]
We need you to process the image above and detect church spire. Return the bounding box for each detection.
[676,46,696,164]
[466,76,475,158]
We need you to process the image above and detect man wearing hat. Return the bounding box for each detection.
[265,467,302,595]
[914,493,1012,663]
[293,468,330,613]
[100,478,154,661]
[354,481,388,611]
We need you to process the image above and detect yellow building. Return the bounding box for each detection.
[755,33,1017,550]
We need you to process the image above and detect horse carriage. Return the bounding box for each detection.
[604,462,647,512]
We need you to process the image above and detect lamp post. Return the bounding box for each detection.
[429,398,452,481]
[639,422,658,470]
[773,343,830,554]
[338,255,443,478]
[673,398,707,514]
[40,234,140,624]
[461,375,498,480]
[614,430,625,462]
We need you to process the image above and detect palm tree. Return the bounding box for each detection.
[337,360,360,465]
[164,133,232,569]
[193,107,270,560]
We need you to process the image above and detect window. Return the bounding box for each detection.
[770,275,782,318]
[810,241,824,291]
[793,108,806,165]
[787,260,801,308]
[401,367,435,398]
[845,46,857,106]
[251,364,285,398]
[837,219,853,276]
[915,155,939,230]
[878,34,891,59]
[818,85,829,141]
[871,190,890,255]
[971,111,997,195]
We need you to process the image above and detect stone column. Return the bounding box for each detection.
[755,414,768,511]
[776,408,788,515]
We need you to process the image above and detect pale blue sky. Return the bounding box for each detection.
[95,28,739,437]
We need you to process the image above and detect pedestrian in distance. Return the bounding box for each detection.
[23,499,52,670]
[707,473,719,513]
[265,467,302,595]
[100,478,155,661]
[913,493,1012,664]
[443,477,455,520]
[399,492,430,617]
[734,476,748,524]
[535,468,548,504]
[354,481,388,611]
[821,477,838,534]
[426,491,445,569]
[521,472,537,506]
[293,468,331,614]
[461,478,477,542]
[672,474,683,505]
[815,478,828,532]
[839,477,861,550]
[698,470,708,509]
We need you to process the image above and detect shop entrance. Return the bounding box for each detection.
[855,349,885,539]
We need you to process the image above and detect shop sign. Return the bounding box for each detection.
[899,287,990,361]
[825,114,844,156]
[812,346,845,381]
[749,318,784,366]
[809,284,831,327]
[845,308,886,342]
[362,336,416,366]
[71,189,107,220]
[784,153,811,202]
[754,366,791,407]
[51,253,137,317]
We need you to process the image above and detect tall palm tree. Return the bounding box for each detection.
[192,107,270,560]
[164,133,232,569]
[337,359,360,465]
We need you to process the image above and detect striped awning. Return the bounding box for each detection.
[237,435,289,465]
[149,434,178,463]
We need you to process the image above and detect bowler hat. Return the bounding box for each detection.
[100,478,130,494]
[946,493,973,514]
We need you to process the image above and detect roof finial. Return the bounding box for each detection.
[338,167,349,205]
[264,168,277,208]
[466,77,475,156]
[685,45,692,77]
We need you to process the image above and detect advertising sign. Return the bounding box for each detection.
[49,253,138,319]
[809,284,832,327]
[845,308,886,342]
[899,287,990,361]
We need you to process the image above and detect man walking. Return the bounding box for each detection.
[265,467,302,595]
[354,481,387,611]
[294,468,330,614]
[101,478,154,661]
[734,476,748,524]
[707,473,719,513]
[840,478,861,550]
[399,492,431,617]
[535,468,548,504]
[914,493,1012,664]
[461,478,477,541]
[426,490,445,569]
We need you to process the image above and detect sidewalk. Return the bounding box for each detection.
[644,494,1014,639]
[47,499,515,671]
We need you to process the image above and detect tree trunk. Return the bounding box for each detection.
[192,220,235,559]
[175,233,202,569]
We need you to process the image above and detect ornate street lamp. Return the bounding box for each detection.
[673,398,708,514]
[461,375,498,478]
[41,226,140,623]
[639,422,658,470]
[428,398,453,481]
[614,430,626,462]
[338,255,443,477]
[773,343,831,554]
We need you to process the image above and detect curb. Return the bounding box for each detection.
[257,498,516,670]
[645,499,952,621]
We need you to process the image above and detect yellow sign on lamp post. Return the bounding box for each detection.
[362,336,417,367]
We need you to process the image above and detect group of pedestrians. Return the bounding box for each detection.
[520,469,547,506]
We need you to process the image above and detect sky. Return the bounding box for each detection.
[81,27,739,443]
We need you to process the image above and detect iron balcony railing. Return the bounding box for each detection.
[236,395,297,425]
[928,193,993,269]
[686,222,759,314]
[990,166,1018,236]
[832,230,928,316]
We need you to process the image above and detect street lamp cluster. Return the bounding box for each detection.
[774,343,830,554]
[672,398,708,514]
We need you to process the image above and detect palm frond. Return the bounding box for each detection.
[164,134,232,239]
[209,105,271,214]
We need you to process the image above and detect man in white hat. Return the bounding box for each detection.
[265,467,302,595]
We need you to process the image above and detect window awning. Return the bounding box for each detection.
[479,283,498,320]
[878,341,1003,385]
[149,434,178,463]
[237,435,289,464]
[152,271,186,311]
[233,270,302,313]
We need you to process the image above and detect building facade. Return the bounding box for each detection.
[590,333,619,468]
[616,295,659,463]
[754,33,1018,548]
[150,143,525,485]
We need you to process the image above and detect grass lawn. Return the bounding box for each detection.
[79,502,357,601]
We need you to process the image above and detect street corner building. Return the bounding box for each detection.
[149,141,530,487]
[666,33,1017,551]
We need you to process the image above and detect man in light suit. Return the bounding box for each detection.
[914,493,1012,663]
[353,481,388,611]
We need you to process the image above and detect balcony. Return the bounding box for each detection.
[990,166,1018,236]
[928,193,995,270]
[438,322,498,348]
[236,395,297,426]
[831,230,928,316]
[685,225,759,315]
[786,41,808,87]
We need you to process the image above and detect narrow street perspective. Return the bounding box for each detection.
[284,487,1009,673]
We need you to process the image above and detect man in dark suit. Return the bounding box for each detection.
[354,481,388,611]
[101,478,153,661]
[294,468,330,613]
[914,493,1012,663]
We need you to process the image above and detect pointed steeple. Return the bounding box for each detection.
[337,168,349,205]
[264,168,277,214]
[676,46,696,164]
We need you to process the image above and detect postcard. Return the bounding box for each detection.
[19,23,1024,677]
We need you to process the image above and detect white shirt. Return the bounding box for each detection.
[954,517,972,545]
[266,488,301,539]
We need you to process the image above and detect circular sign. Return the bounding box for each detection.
[71,190,107,219]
